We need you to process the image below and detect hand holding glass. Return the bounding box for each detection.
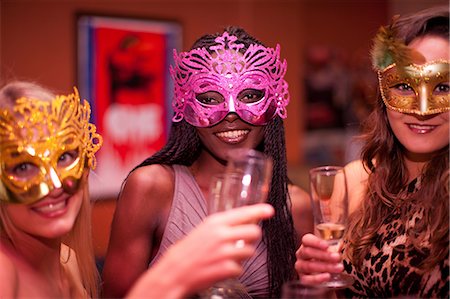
[309,166,354,288]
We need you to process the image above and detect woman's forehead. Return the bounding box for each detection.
[409,35,450,62]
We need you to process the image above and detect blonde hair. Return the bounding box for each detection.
[0,81,100,297]
[62,176,100,298]
[0,80,55,108]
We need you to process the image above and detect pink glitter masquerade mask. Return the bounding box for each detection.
[171,32,289,127]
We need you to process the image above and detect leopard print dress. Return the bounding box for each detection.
[341,178,449,298]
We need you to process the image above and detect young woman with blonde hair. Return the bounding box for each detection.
[0,80,275,298]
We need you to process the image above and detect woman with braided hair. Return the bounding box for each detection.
[0,80,276,299]
[102,26,312,298]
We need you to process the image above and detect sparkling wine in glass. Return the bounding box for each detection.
[309,165,354,288]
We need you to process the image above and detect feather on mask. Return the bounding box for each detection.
[370,15,426,71]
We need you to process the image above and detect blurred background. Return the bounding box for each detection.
[1,0,446,259]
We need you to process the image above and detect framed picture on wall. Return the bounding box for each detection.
[77,14,182,198]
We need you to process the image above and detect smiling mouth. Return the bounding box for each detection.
[32,198,68,216]
[407,123,437,134]
[215,129,250,143]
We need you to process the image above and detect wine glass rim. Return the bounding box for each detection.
[309,165,344,175]
[226,148,271,161]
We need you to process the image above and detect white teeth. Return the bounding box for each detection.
[216,130,249,139]
[34,201,66,213]
[408,124,436,134]
[409,124,435,130]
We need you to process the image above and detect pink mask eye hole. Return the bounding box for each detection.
[237,89,265,104]
[195,91,225,105]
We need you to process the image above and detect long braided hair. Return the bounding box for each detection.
[132,26,297,297]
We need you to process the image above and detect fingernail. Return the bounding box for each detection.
[318,272,331,279]
[264,205,275,213]
[319,240,329,247]
[330,252,340,259]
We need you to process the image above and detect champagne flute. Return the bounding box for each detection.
[309,165,354,288]
[202,149,273,298]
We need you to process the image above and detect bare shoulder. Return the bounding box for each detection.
[344,159,369,213]
[344,159,368,178]
[289,184,310,209]
[289,184,314,242]
[0,247,18,297]
[123,164,174,195]
[118,164,174,214]
[109,163,175,252]
[102,164,176,297]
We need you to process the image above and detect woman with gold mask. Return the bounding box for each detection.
[0,81,274,298]
[295,6,449,298]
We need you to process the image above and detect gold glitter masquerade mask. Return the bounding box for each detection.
[0,88,103,204]
[378,60,450,115]
[371,16,450,115]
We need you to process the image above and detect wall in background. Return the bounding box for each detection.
[2,0,444,256]
[0,0,392,166]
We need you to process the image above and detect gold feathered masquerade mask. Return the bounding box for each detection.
[372,16,449,115]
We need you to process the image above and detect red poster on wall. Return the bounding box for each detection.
[77,15,181,197]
